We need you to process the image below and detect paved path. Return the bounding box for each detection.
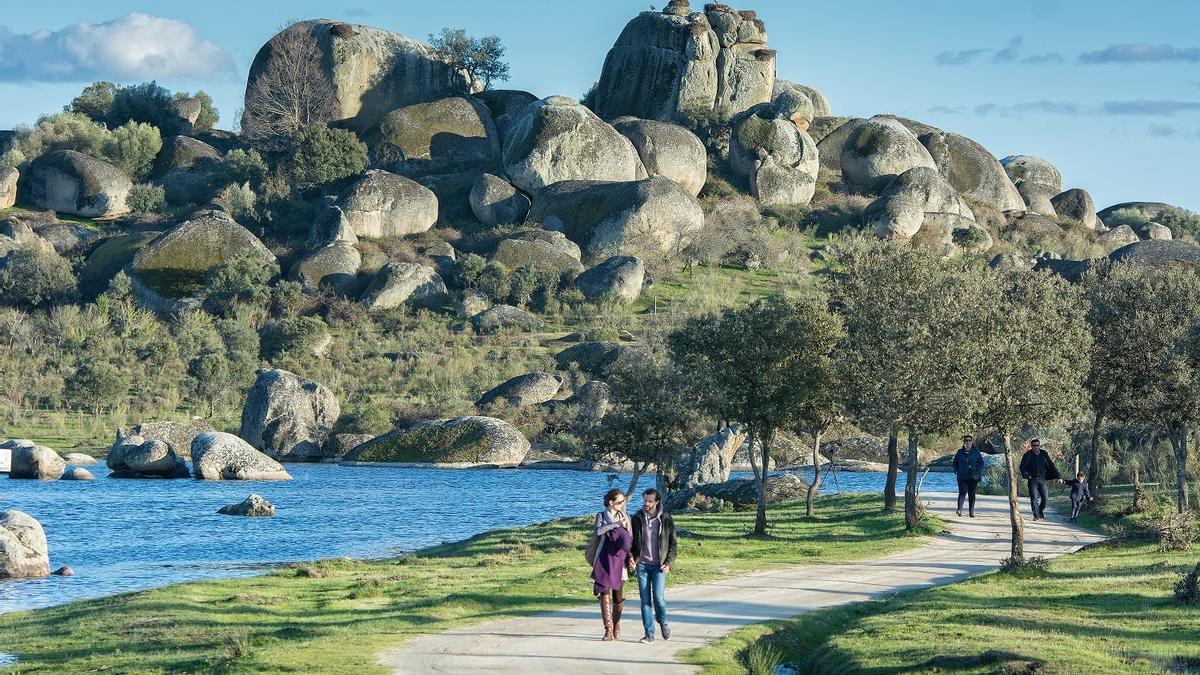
[381,493,1104,674]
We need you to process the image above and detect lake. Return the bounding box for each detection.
[0,464,959,614]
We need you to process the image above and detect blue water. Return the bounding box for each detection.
[0,465,958,614]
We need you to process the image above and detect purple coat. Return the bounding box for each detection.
[592,514,632,595]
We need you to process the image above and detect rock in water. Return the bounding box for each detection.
[9,444,65,480]
[675,424,748,491]
[592,3,775,125]
[61,467,95,481]
[527,176,703,261]
[60,452,98,465]
[501,96,645,194]
[0,510,50,579]
[476,372,563,408]
[919,131,1024,213]
[242,20,472,135]
[729,101,819,206]
[359,262,448,311]
[22,150,132,218]
[52,565,74,576]
[218,495,277,517]
[337,170,438,238]
[192,432,293,481]
[611,118,707,197]
[239,369,341,462]
[107,435,189,479]
[128,420,215,459]
[574,256,646,303]
[345,416,531,466]
[841,116,937,192]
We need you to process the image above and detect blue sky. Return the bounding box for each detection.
[1,0,1197,210]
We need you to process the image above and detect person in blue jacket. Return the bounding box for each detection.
[1061,471,1093,522]
[952,434,986,517]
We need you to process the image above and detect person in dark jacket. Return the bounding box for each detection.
[1062,471,1093,522]
[952,434,986,517]
[1018,438,1061,520]
[629,488,678,644]
[592,488,632,641]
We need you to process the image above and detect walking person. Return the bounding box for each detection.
[1062,471,1093,522]
[629,488,677,644]
[1018,438,1061,520]
[953,434,985,517]
[591,488,632,641]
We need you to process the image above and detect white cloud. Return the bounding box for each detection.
[0,13,232,82]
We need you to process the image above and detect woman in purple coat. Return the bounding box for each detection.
[593,488,633,641]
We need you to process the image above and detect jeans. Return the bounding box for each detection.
[636,562,668,637]
[1070,499,1084,519]
[956,478,978,513]
[1028,479,1048,517]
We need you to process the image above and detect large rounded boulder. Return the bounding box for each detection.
[774,80,830,118]
[376,96,500,177]
[574,255,646,303]
[1015,180,1059,217]
[813,116,862,176]
[469,173,530,226]
[344,416,530,466]
[729,101,819,206]
[1,166,19,209]
[502,96,645,193]
[154,136,222,175]
[1097,201,1179,227]
[359,262,448,310]
[842,116,937,192]
[8,444,65,480]
[675,424,748,491]
[471,304,544,334]
[107,434,189,478]
[338,170,438,238]
[527,176,704,261]
[191,431,293,480]
[0,510,50,579]
[476,372,563,408]
[290,242,362,293]
[22,150,131,218]
[1051,188,1099,229]
[919,131,1024,213]
[611,117,706,197]
[864,166,976,240]
[240,369,340,462]
[491,229,583,274]
[1000,155,1063,193]
[242,20,472,135]
[592,3,774,124]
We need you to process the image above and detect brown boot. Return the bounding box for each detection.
[612,598,624,639]
[600,594,614,641]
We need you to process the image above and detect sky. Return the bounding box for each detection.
[0,0,1197,211]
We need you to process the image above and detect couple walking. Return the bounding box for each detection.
[953,435,1093,521]
[590,487,678,643]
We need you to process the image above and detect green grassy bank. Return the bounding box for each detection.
[687,490,1200,674]
[0,494,934,673]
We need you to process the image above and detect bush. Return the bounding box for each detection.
[1103,208,1151,230]
[107,81,174,130]
[998,554,1051,576]
[67,81,117,121]
[0,249,77,308]
[204,252,278,316]
[289,124,368,191]
[126,184,166,214]
[220,149,268,188]
[952,225,991,251]
[744,643,783,675]
[101,121,162,178]
[1157,206,1200,243]
[65,358,128,412]
[0,112,107,167]
[1175,562,1200,606]
[261,316,329,361]
[1140,503,1197,551]
[219,182,258,220]
[477,260,511,303]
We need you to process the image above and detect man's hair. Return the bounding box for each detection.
[1030,438,1041,445]
[642,488,661,501]
[963,435,973,441]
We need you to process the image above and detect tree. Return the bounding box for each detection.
[65,357,128,413]
[242,23,337,149]
[428,28,510,90]
[101,121,162,178]
[670,296,843,535]
[67,81,117,120]
[188,348,230,417]
[0,249,77,308]
[107,81,174,130]
[1085,262,1200,513]
[289,124,368,191]
[832,238,987,530]
[589,349,702,498]
[975,269,1091,558]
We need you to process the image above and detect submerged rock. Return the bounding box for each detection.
[218,494,277,517]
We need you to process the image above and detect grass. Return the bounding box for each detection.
[0,408,239,455]
[686,488,1200,675]
[0,494,938,673]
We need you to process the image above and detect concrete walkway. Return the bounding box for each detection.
[381,493,1104,674]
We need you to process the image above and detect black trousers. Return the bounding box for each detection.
[956,478,978,513]
[1028,479,1049,517]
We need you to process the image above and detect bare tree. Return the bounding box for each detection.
[242,23,336,150]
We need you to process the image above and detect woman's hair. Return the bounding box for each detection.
[604,488,624,507]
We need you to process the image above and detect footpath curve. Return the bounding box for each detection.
[381,492,1105,674]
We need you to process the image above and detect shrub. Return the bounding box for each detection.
[289,124,368,191]
[952,225,991,251]
[1175,562,1200,606]
[508,265,537,307]
[219,182,258,220]
[998,555,1051,576]
[221,149,268,188]
[477,260,511,303]
[261,316,329,361]
[744,643,783,675]
[204,252,278,316]
[65,358,128,412]
[101,121,162,178]
[126,184,166,214]
[0,249,77,308]
[1103,208,1151,230]
[454,253,487,289]
[0,112,107,167]
[1140,503,1197,551]
[1157,206,1200,243]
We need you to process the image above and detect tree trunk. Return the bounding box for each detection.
[806,429,823,517]
[1172,424,1190,514]
[884,431,899,511]
[754,428,772,536]
[626,461,646,500]
[1087,411,1104,493]
[903,428,919,530]
[747,427,761,485]
[1003,431,1024,559]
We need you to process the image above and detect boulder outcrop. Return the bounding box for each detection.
[359,262,448,310]
[22,150,131,218]
[345,416,530,465]
[192,431,293,480]
[841,116,937,192]
[611,117,706,197]
[240,369,340,462]
[0,510,50,579]
[574,255,645,303]
[863,166,976,240]
[729,101,819,205]
[337,170,438,238]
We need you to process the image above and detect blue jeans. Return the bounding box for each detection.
[636,562,668,636]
